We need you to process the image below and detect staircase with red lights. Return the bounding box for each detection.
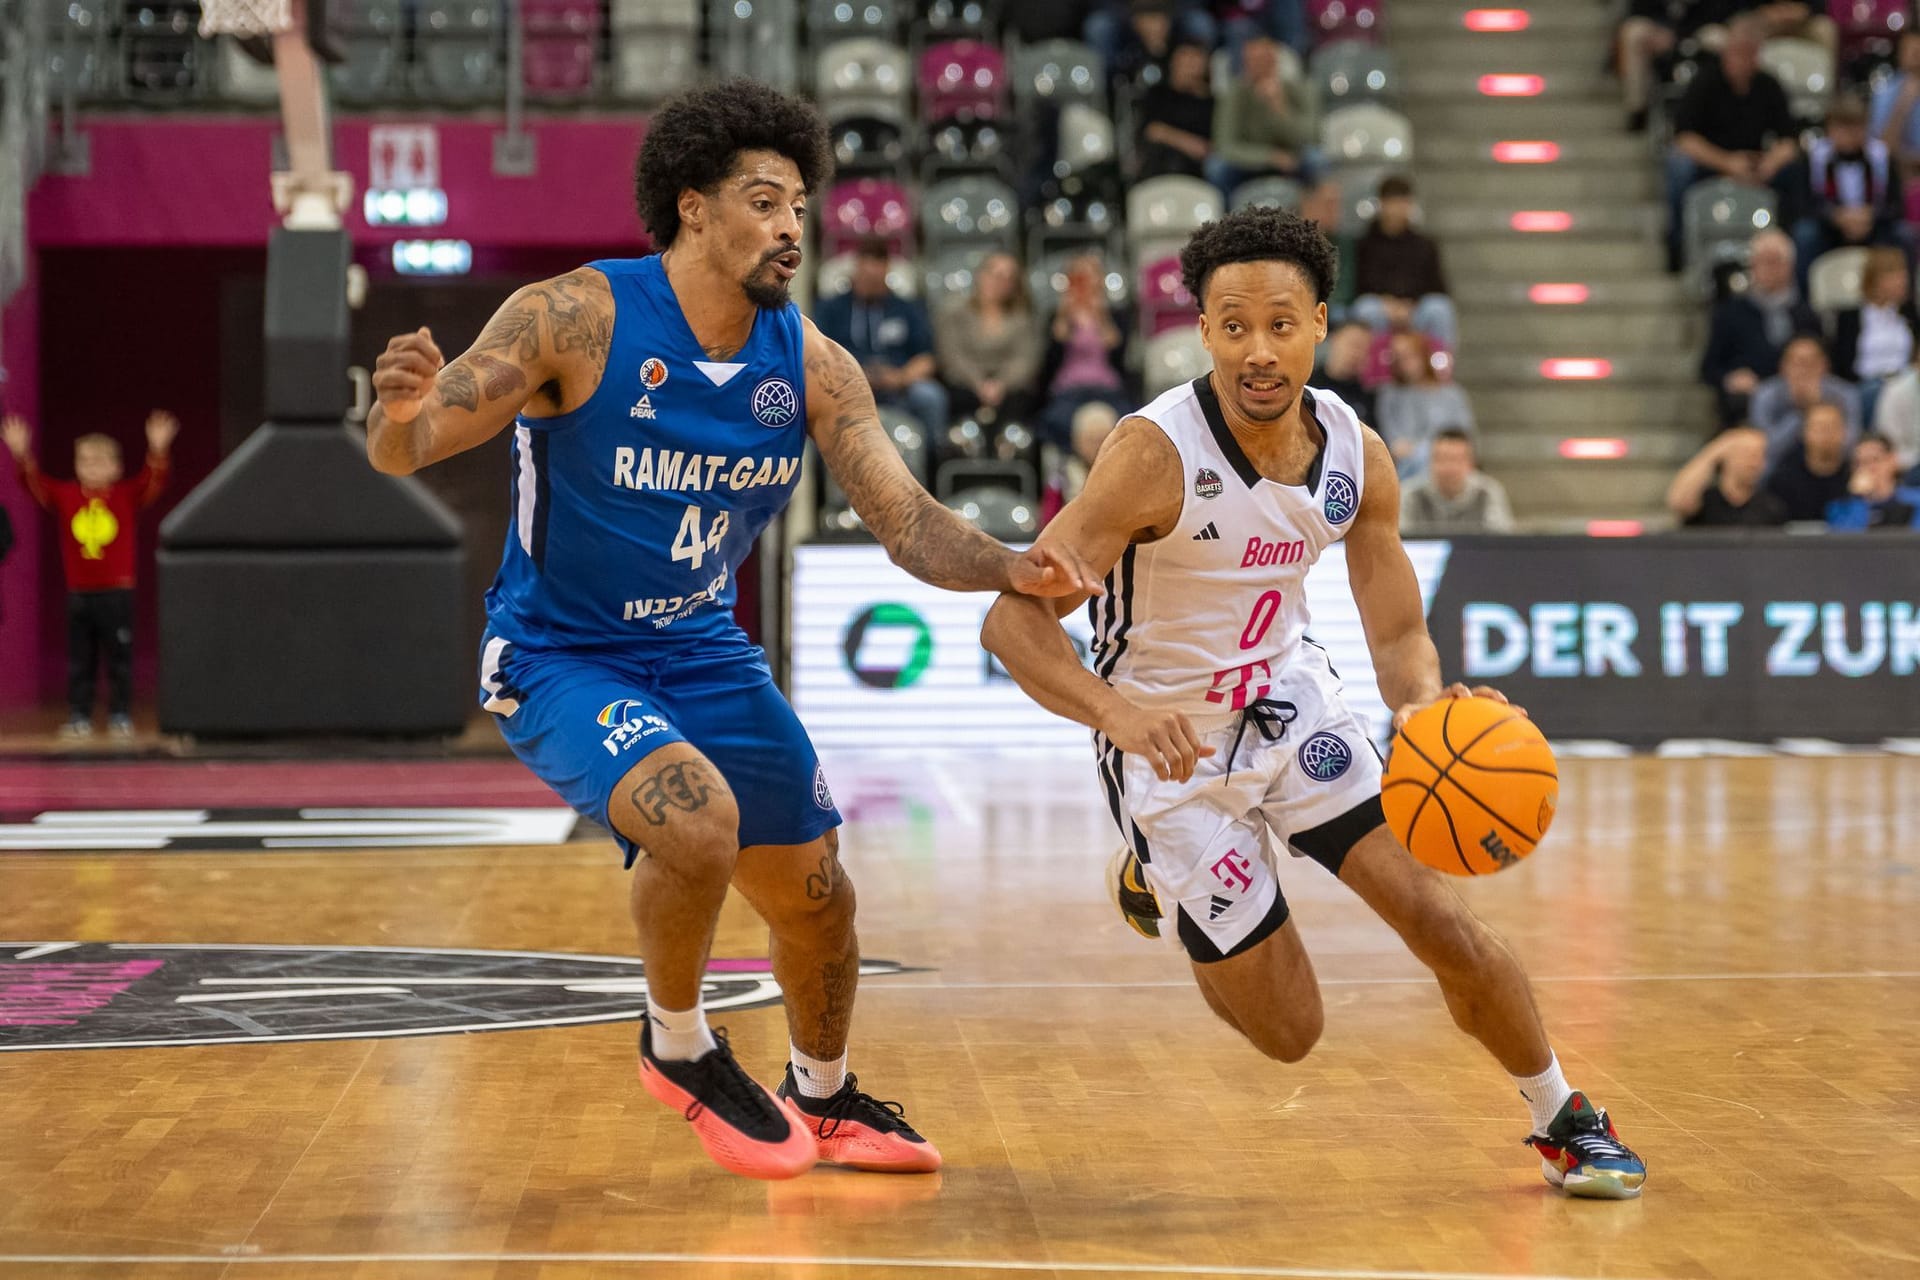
[1396,1,1710,531]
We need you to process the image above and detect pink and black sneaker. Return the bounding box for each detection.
[775,1068,943,1173]
[639,1025,819,1180]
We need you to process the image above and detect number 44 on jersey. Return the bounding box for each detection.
[671,505,730,570]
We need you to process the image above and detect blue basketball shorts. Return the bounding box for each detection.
[477,630,842,867]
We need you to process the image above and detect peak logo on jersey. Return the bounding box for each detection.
[597,698,649,727]
[752,377,800,429]
[1298,732,1354,782]
[842,603,935,689]
[629,395,657,421]
[1194,468,1224,500]
[1324,471,1358,524]
[0,943,920,1052]
[640,358,669,390]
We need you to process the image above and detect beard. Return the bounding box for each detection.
[743,258,794,309]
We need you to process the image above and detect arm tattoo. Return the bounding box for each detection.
[474,304,541,362]
[536,272,613,364]
[808,338,1015,592]
[471,353,527,401]
[437,361,480,412]
[628,760,717,827]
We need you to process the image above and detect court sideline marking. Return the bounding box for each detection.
[0,1252,1667,1279]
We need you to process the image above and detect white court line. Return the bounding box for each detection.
[867,970,1920,991]
[0,1253,1665,1279]
[173,986,410,1003]
[11,942,80,959]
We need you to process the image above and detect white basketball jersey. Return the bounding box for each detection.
[1090,378,1367,716]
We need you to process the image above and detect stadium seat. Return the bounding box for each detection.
[828,108,913,178]
[923,175,1020,250]
[1683,178,1778,278]
[817,37,912,117]
[1143,328,1211,397]
[1125,174,1222,262]
[821,177,915,255]
[1310,0,1385,44]
[808,0,902,41]
[708,0,800,91]
[1808,245,1871,314]
[523,0,601,100]
[1138,254,1197,337]
[814,250,923,301]
[414,0,502,104]
[1011,39,1106,112]
[122,0,202,101]
[331,37,404,103]
[1760,37,1835,123]
[917,0,996,41]
[919,40,1007,123]
[921,243,991,304]
[211,35,281,103]
[942,486,1039,539]
[1229,175,1306,213]
[923,118,1010,182]
[612,0,699,26]
[1328,162,1395,236]
[612,30,700,101]
[1311,39,1398,109]
[1322,103,1413,165]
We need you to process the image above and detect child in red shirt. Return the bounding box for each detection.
[4,411,177,739]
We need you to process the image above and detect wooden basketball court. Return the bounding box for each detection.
[2,751,1916,1279]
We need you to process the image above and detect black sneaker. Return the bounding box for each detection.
[638,1024,817,1179]
[1524,1091,1647,1199]
[776,1067,943,1172]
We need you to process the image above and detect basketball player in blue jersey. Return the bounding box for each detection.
[365,80,1096,1181]
[983,210,1647,1199]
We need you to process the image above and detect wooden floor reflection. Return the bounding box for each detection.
[2,753,1917,1279]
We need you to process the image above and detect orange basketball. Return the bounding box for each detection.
[1381,696,1557,876]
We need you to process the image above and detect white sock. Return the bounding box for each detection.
[644,988,717,1062]
[789,1044,848,1099]
[1514,1052,1574,1135]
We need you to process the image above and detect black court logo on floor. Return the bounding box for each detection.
[0,944,920,1051]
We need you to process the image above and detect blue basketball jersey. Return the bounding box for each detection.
[483,256,809,653]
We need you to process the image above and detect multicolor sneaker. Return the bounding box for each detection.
[639,1025,818,1180]
[776,1068,943,1173]
[1524,1092,1647,1199]
[1108,845,1163,940]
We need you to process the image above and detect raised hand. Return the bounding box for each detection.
[1,414,29,460]
[373,327,445,424]
[144,410,180,455]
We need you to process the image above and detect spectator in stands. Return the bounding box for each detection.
[1830,247,1919,420]
[1826,431,1920,528]
[1350,174,1457,350]
[1085,0,1216,95]
[1211,36,1319,192]
[1794,95,1905,281]
[1038,251,1133,453]
[1871,30,1920,181]
[815,237,950,435]
[1298,178,1355,321]
[1869,346,1920,474]
[1750,334,1862,463]
[1617,0,1682,133]
[1318,320,1375,424]
[1216,0,1308,57]
[935,252,1043,426]
[1374,331,1473,478]
[1666,424,1789,526]
[1013,0,1101,45]
[1136,38,1219,183]
[1765,398,1854,519]
[1746,0,1837,53]
[1666,16,1800,272]
[4,410,176,739]
[1399,429,1515,535]
[1699,228,1820,426]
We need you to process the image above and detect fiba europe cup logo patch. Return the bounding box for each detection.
[640,358,669,389]
[1298,732,1353,782]
[1194,467,1224,500]
[813,765,835,811]
[1323,471,1358,524]
[752,377,800,429]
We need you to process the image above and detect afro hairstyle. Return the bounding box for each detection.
[1178,207,1339,311]
[633,79,834,248]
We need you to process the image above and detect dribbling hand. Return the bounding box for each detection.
[1103,701,1215,783]
[374,327,445,424]
[1391,683,1527,736]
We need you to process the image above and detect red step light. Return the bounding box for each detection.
[1464,8,1530,31]
[1586,520,1644,538]
[1558,436,1629,458]
[1528,283,1590,304]
[1511,210,1573,232]
[1479,74,1545,96]
[1543,360,1614,382]
[1492,140,1560,163]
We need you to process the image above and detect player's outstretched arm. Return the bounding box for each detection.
[1346,428,1518,731]
[803,320,1097,597]
[981,420,1214,781]
[366,269,612,476]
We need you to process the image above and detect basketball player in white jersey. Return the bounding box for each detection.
[982,209,1647,1198]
